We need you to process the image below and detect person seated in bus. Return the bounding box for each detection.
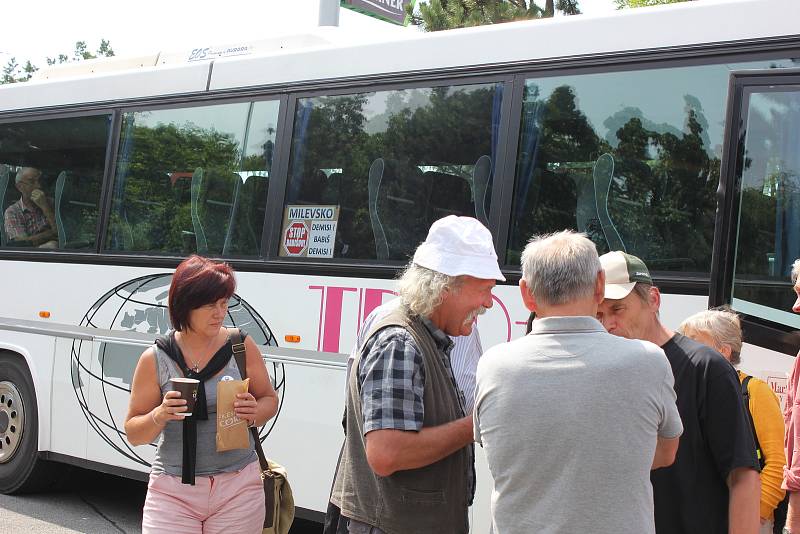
[679,308,787,534]
[327,215,504,534]
[597,251,761,534]
[3,166,58,248]
[475,231,682,534]
[123,255,279,534]
[782,259,800,534]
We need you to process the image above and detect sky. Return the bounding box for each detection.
[0,0,618,69]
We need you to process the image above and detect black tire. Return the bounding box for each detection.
[0,353,61,494]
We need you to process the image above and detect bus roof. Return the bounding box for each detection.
[1,0,798,113]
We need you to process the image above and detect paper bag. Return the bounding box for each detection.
[216,378,251,452]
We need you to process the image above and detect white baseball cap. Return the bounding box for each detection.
[412,216,505,281]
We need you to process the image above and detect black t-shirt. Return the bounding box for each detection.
[651,334,759,534]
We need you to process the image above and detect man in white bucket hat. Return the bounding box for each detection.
[329,215,504,534]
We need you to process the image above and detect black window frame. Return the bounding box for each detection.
[0,109,117,254]
[711,67,800,356]
[265,73,516,269]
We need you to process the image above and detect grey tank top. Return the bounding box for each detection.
[150,336,256,476]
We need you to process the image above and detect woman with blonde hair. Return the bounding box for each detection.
[679,308,786,534]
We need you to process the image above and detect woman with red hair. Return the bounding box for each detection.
[125,255,278,533]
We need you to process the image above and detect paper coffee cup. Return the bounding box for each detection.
[170,377,200,416]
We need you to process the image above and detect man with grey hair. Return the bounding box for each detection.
[3,166,58,247]
[328,215,504,534]
[474,231,682,534]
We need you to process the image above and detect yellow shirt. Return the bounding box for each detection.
[739,371,787,520]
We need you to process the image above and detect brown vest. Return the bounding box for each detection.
[331,306,472,534]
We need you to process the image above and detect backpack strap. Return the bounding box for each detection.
[741,375,765,469]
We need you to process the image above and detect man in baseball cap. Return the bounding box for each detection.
[598,251,761,534]
[328,215,503,534]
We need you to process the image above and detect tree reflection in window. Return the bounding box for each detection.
[508,59,799,274]
[286,83,503,261]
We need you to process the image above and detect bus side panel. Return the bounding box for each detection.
[261,361,346,515]
[84,340,152,475]
[51,337,89,461]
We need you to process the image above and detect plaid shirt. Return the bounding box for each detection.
[4,199,50,241]
[358,316,465,433]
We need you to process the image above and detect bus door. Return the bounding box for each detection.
[713,69,800,378]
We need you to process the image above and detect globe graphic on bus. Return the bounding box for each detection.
[70,273,283,467]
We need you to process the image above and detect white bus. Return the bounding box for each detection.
[0,0,799,528]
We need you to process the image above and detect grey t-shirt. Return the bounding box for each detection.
[474,316,682,534]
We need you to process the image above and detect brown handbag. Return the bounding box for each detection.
[231,330,295,534]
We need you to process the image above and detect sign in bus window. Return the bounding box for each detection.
[280,205,340,258]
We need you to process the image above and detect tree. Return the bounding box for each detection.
[615,0,692,8]
[0,40,114,84]
[407,0,580,31]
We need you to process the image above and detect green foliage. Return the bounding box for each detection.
[109,119,241,253]
[289,84,500,259]
[510,83,719,271]
[407,0,580,31]
[615,0,692,8]
[0,40,114,84]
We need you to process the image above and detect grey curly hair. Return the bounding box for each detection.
[397,263,463,318]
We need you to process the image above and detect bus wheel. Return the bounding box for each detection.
[0,354,58,494]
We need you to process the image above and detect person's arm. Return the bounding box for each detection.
[358,327,474,477]
[784,356,800,532]
[728,466,761,534]
[124,348,187,446]
[28,191,58,245]
[232,334,279,427]
[786,491,800,532]
[365,416,473,476]
[748,379,787,521]
[652,436,680,469]
[652,349,683,470]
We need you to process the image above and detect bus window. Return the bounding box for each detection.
[105,100,280,257]
[283,82,503,261]
[0,115,109,250]
[507,58,799,273]
[729,87,800,329]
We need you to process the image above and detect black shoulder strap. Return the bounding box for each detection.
[741,375,765,469]
[229,328,275,528]
[230,328,247,379]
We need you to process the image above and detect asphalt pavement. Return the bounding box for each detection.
[0,467,321,534]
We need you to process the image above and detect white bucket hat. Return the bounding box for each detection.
[412,215,505,281]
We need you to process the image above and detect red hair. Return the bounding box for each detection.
[168,255,235,331]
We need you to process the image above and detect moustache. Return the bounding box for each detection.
[464,306,487,326]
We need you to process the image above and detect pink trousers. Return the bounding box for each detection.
[142,460,265,534]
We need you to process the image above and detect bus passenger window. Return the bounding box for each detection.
[283,83,504,262]
[506,58,799,275]
[0,115,110,251]
[105,100,280,258]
